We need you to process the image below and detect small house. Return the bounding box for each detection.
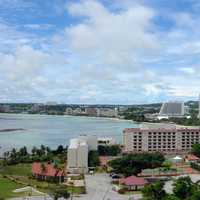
[32,162,65,183]
[119,175,148,191]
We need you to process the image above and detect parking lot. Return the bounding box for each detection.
[73,173,142,200]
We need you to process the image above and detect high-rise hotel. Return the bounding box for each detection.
[123,123,200,154]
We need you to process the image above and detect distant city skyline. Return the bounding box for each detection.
[0,0,200,104]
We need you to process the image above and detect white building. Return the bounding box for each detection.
[78,135,98,151]
[98,137,116,146]
[159,101,185,118]
[67,135,97,174]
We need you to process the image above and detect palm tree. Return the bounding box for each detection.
[41,163,46,173]
[31,146,37,155]
[41,145,46,155]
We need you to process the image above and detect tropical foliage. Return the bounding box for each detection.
[109,152,165,176]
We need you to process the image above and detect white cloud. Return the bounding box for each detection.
[0,45,49,80]
[66,0,158,71]
[179,67,195,75]
[1,0,200,103]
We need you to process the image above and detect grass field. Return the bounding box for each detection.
[0,177,22,198]
[0,163,84,198]
[0,163,31,176]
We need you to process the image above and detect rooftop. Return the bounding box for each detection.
[119,175,147,186]
[124,123,200,132]
[186,154,200,161]
[32,162,64,177]
[69,138,88,149]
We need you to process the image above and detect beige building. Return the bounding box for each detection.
[67,138,89,174]
[123,123,200,154]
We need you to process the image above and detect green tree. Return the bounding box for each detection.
[98,145,121,156]
[41,163,46,173]
[173,176,195,199]
[56,145,64,154]
[192,144,200,157]
[142,182,166,200]
[40,145,46,155]
[164,195,179,200]
[109,152,165,176]
[19,146,28,156]
[188,191,200,200]
[88,151,100,167]
[31,146,37,155]
[51,186,70,200]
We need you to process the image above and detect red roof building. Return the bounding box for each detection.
[185,154,200,163]
[119,175,148,191]
[32,162,65,182]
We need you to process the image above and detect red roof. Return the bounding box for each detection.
[119,176,147,186]
[32,162,64,177]
[186,154,200,161]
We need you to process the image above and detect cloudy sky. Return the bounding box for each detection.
[0,0,200,104]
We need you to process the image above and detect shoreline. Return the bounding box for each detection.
[0,112,134,123]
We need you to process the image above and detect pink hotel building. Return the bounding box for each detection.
[123,123,200,154]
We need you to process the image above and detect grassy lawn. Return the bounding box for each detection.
[0,163,32,176]
[0,163,84,197]
[0,163,53,196]
[0,177,23,199]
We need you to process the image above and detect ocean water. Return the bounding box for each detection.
[0,113,137,154]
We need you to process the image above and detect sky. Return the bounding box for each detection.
[0,0,200,104]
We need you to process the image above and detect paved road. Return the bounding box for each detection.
[73,173,142,200]
[11,174,142,200]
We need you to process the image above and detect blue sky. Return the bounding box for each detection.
[0,0,200,104]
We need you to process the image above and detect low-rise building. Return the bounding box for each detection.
[97,108,118,117]
[65,107,73,115]
[85,107,98,116]
[119,175,148,191]
[123,123,200,154]
[73,107,82,115]
[32,162,65,183]
[185,154,200,163]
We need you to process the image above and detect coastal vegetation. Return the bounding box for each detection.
[0,145,70,198]
[109,152,165,176]
[2,145,67,165]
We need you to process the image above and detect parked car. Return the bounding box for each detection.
[111,174,123,179]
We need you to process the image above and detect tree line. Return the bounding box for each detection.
[2,145,67,165]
